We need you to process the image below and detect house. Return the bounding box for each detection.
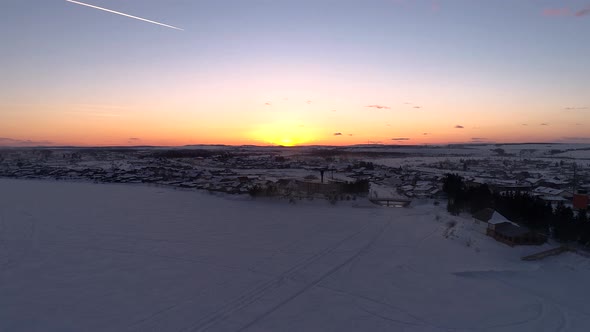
[532,186,567,197]
[472,208,515,234]
[533,186,572,206]
[487,222,546,246]
[473,208,547,246]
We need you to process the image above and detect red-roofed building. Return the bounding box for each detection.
[573,193,589,210]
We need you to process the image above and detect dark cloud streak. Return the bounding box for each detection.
[575,6,590,16]
[0,137,53,146]
[366,104,390,110]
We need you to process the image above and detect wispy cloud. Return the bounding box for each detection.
[431,0,441,12]
[454,125,464,129]
[366,104,390,110]
[265,102,271,106]
[471,137,491,143]
[306,100,312,105]
[391,138,410,141]
[403,102,423,109]
[72,103,128,110]
[542,6,590,18]
[65,0,184,30]
[333,132,343,136]
[575,6,590,17]
[423,132,429,135]
[66,103,128,117]
[521,123,528,126]
[542,8,571,17]
[128,137,141,144]
[540,123,549,126]
[64,110,123,118]
[564,106,588,110]
[0,137,53,146]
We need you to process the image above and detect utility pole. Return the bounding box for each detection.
[573,163,578,194]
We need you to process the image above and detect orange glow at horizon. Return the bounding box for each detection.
[249,121,319,146]
[2,1,590,148]
[1,96,589,147]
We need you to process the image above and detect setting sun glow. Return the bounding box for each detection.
[250,121,317,146]
[1,1,589,147]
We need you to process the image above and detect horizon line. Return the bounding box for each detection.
[0,142,580,149]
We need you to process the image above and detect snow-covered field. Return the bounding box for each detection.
[1,179,589,331]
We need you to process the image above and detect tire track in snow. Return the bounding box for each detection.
[180,221,376,332]
[456,270,575,331]
[318,283,429,328]
[0,207,8,269]
[318,285,467,331]
[126,279,234,331]
[1,211,37,271]
[232,219,392,332]
[43,241,274,278]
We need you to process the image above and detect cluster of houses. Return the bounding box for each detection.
[414,157,589,209]
[0,149,376,198]
[2,147,590,248]
[1,148,588,207]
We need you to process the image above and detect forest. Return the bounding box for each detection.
[443,174,590,245]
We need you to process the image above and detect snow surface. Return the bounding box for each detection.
[1,179,590,331]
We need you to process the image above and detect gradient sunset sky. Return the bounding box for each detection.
[1,0,589,146]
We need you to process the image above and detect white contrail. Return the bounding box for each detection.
[65,0,183,31]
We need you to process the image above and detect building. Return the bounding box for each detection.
[472,208,514,234]
[473,208,547,246]
[487,222,547,246]
[573,191,589,210]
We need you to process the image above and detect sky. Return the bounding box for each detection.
[1,0,589,146]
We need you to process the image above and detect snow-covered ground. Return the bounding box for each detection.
[1,179,589,331]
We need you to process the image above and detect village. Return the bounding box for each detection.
[3,145,590,330]
[1,145,589,208]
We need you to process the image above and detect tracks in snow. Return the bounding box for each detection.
[0,210,38,271]
[171,219,391,332]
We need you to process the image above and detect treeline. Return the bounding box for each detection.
[249,179,370,198]
[443,174,590,245]
[151,149,224,159]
